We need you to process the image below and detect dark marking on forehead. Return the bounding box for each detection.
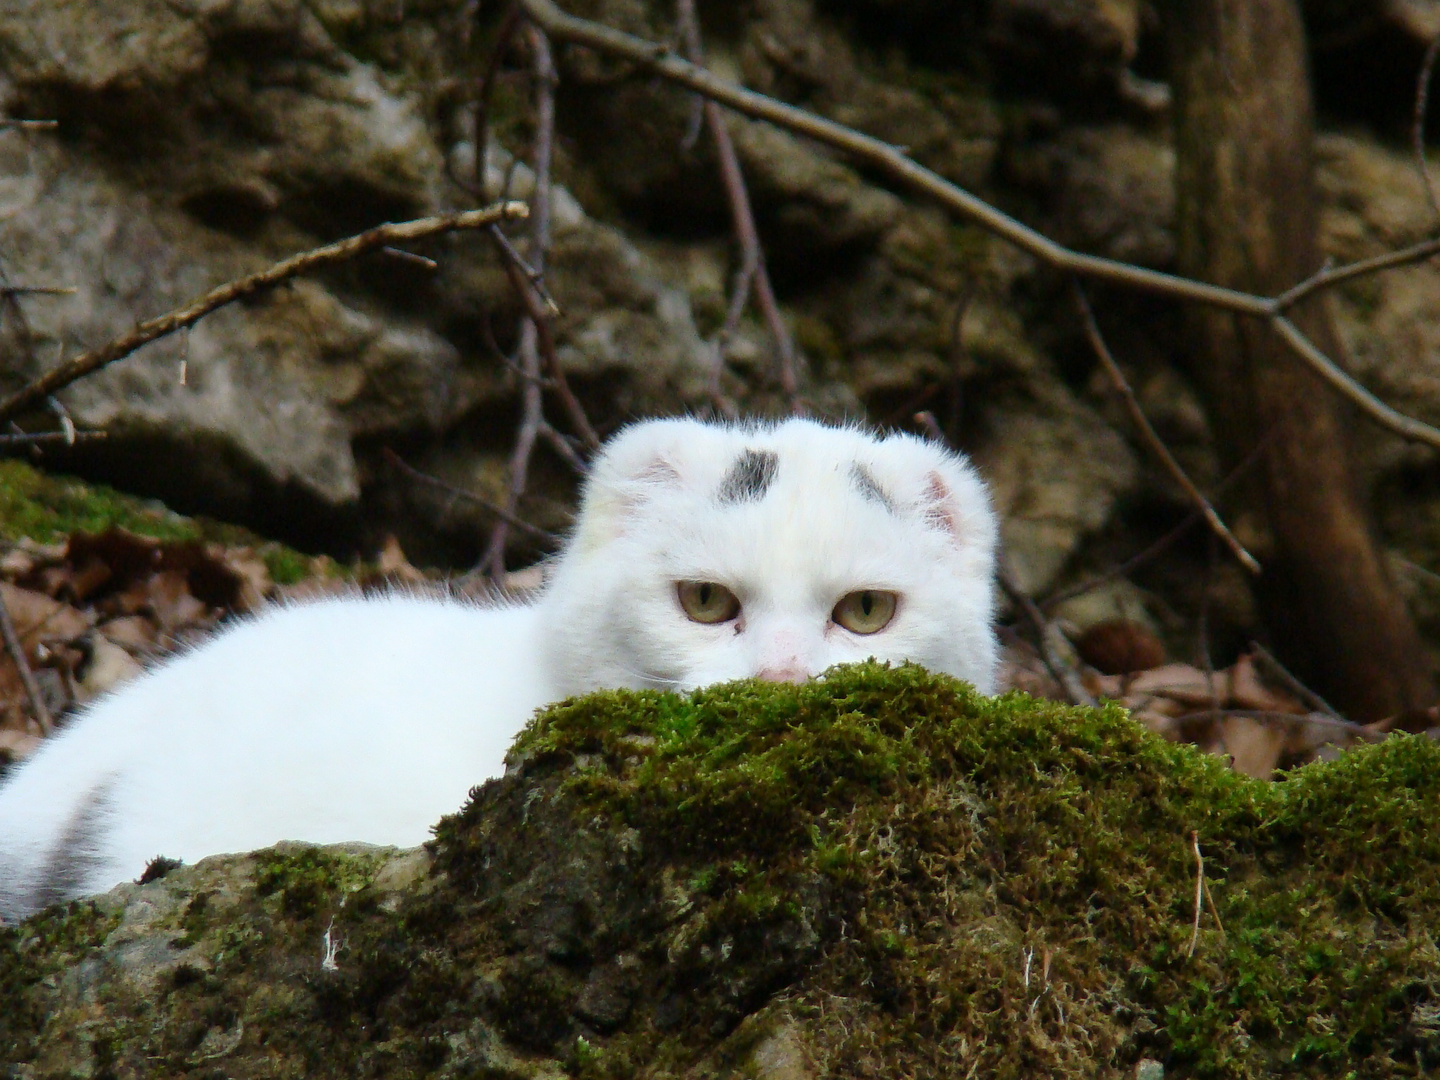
[850,463,895,512]
[717,448,779,503]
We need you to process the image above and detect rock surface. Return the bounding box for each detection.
[0,0,1434,641]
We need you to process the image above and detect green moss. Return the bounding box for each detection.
[260,544,317,586]
[0,458,199,542]
[253,847,385,919]
[6,665,1440,1079]
[0,458,327,587]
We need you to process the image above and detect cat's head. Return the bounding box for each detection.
[540,417,999,695]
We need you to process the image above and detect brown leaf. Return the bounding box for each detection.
[1229,653,1303,713]
[211,547,271,613]
[0,582,91,648]
[0,727,41,761]
[77,635,145,702]
[377,534,427,585]
[1127,663,1223,707]
[134,571,211,633]
[1217,715,1287,779]
[97,615,158,651]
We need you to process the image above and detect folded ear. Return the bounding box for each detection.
[571,418,733,550]
[865,434,998,565]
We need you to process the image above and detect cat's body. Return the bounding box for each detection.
[0,418,998,922]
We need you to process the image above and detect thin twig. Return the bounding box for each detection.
[0,203,529,424]
[1187,831,1204,958]
[1414,32,1440,229]
[486,25,566,580]
[0,285,75,296]
[517,0,1440,452]
[915,409,1094,705]
[674,0,799,412]
[485,319,544,577]
[1247,640,1346,722]
[493,238,601,453]
[537,418,589,474]
[382,447,561,543]
[473,1,525,199]
[1073,282,1260,574]
[381,246,439,270]
[998,563,1096,708]
[1267,314,1440,449]
[1275,235,1440,309]
[0,119,57,130]
[1172,708,1379,741]
[0,429,105,446]
[1039,429,1276,612]
[488,224,561,316]
[0,587,51,734]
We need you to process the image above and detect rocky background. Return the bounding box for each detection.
[0,0,1438,669]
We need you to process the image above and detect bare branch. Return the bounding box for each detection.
[997,560,1096,708]
[493,233,601,452]
[1039,428,1276,612]
[474,2,525,199]
[0,119,57,130]
[488,223,561,316]
[486,25,583,579]
[674,0,799,412]
[1267,314,1440,449]
[382,447,560,544]
[537,418,589,474]
[1247,640,1346,723]
[0,587,51,735]
[0,429,105,446]
[519,0,1440,452]
[1073,282,1261,574]
[1414,32,1440,229]
[0,203,530,424]
[519,0,1267,313]
[0,285,75,297]
[484,319,545,578]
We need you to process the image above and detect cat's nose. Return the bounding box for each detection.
[757,663,809,684]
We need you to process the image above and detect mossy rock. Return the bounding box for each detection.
[3,663,1439,1078]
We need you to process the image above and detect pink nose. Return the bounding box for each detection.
[757,664,809,684]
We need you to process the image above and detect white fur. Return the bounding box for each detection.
[0,417,996,921]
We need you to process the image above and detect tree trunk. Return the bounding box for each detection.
[1165,0,1435,720]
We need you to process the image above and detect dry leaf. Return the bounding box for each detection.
[0,583,91,648]
[78,635,145,702]
[1229,653,1303,713]
[0,727,41,761]
[1218,715,1287,779]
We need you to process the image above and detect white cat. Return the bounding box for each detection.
[0,417,997,922]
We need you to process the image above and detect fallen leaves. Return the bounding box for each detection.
[0,529,283,766]
[1002,618,1407,778]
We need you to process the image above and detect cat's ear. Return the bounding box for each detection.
[867,435,998,560]
[572,418,727,548]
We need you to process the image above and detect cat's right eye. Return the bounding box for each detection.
[677,581,741,624]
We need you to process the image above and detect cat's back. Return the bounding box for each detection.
[0,592,551,914]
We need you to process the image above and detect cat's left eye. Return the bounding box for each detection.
[832,590,898,635]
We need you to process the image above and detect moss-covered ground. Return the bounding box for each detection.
[3,663,1439,1078]
[0,457,315,584]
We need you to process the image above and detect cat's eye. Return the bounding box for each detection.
[677,581,741,624]
[832,590,897,635]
